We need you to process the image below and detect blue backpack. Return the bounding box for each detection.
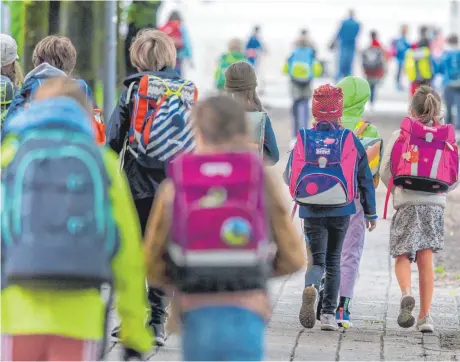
[445,50,460,86]
[1,97,119,290]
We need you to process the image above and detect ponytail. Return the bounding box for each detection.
[410,85,442,125]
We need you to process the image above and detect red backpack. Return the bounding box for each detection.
[158,21,184,49]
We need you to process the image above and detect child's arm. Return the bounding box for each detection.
[354,134,377,220]
[264,169,306,276]
[103,149,153,354]
[263,115,280,165]
[380,130,399,189]
[144,180,173,289]
[283,151,293,186]
[107,91,131,155]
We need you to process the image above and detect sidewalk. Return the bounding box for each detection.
[103,109,460,361]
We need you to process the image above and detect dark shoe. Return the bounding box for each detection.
[111,325,120,339]
[150,322,165,347]
[299,286,318,329]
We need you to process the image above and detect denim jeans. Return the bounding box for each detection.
[304,216,350,314]
[292,97,310,137]
[369,83,376,105]
[396,61,404,88]
[182,306,265,361]
[444,84,460,130]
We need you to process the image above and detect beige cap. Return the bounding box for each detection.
[1,34,19,66]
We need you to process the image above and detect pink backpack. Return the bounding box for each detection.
[166,152,271,293]
[383,117,458,218]
[288,123,358,207]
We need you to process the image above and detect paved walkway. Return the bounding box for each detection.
[104,103,460,361]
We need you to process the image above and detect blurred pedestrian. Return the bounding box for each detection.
[438,34,460,130]
[0,33,23,88]
[107,29,197,347]
[332,10,361,81]
[362,30,386,109]
[214,38,247,91]
[405,26,435,97]
[245,25,264,68]
[283,34,322,142]
[391,25,410,91]
[144,95,305,361]
[1,77,152,361]
[158,11,193,77]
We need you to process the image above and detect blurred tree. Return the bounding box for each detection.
[23,1,49,72]
[7,1,26,59]
[63,2,94,88]
[48,1,60,34]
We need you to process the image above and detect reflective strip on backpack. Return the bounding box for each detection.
[430,149,443,179]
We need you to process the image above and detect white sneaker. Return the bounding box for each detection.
[320,313,338,331]
[416,315,434,333]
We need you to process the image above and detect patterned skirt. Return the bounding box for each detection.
[390,204,444,261]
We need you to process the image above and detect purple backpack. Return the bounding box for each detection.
[167,152,271,293]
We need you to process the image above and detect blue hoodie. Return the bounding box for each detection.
[5,63,94,124]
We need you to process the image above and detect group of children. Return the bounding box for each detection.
[1,24,458,362]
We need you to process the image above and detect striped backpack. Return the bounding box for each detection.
[126,75,198,168]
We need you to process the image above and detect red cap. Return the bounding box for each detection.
[312,84,344,121]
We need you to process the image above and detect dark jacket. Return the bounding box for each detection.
[283,122,377,219]
[106,67,180,200]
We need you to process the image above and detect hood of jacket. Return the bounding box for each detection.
[336,76,370,127]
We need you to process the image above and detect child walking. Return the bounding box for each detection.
[285,84,377,331]
[381,86,459,332]
[224,61,280,165]
[1,77,152,361]
[144,95,306,361]
[214,38,248,92]
[334,76,382,327]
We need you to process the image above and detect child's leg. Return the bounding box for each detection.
[395,255,412,294]
[322,216,350,316]
[48,336,100,361]
[1,335,47,361]
[339,200,366,302]
[395,254,416,328]
[416,248,434,318]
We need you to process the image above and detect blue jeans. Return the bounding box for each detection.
[292,97,310,137]
[369,83,376,105]
[444,84,460,130]
[337,47,355,80]
[304,216,350,314]
[182,306,265,361]
[396,61,404,88]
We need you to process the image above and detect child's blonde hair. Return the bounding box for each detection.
[130,29,177,72]
[34,77,93,115]
[410,86,442,125]
[193,95,248,146]
[228,38,243,53]
[224,61,263,112]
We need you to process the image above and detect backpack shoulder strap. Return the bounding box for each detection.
[125,80,137,105]
[353,120,370,137]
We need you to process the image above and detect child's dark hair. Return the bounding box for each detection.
[224,62,263,112]
[193,95,247,145]
[410,85,442,124]
[370,30,377,39]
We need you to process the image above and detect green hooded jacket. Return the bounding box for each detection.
[336,76,381,138]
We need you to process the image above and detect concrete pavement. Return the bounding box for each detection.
[103,93,460,361]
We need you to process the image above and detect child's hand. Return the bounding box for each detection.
[366,219,377,232]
